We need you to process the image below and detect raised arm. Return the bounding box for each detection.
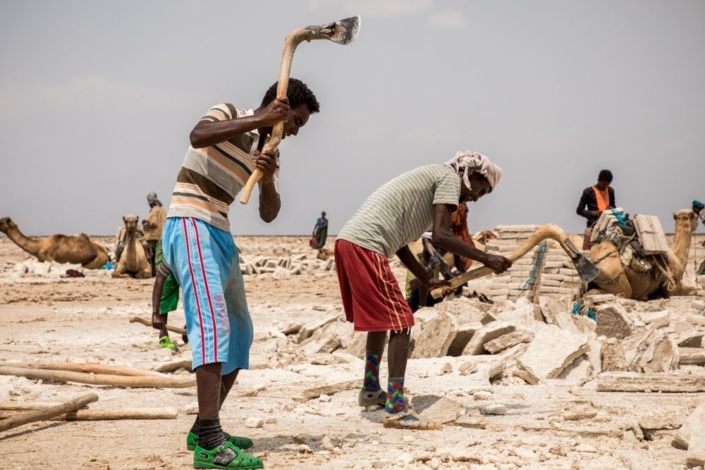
[189,99,290,149]
[256,152,281,223]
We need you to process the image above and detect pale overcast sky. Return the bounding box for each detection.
[1,0,704,237]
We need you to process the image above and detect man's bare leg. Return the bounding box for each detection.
[383,329,441,429]
[358,332,387,407]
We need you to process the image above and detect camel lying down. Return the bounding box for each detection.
[0,217,109,269]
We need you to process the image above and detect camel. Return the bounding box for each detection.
[112,215,152,279]
[585,209,699,300]
[0,217,109,269]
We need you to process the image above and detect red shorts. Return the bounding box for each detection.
[334,239,414,332]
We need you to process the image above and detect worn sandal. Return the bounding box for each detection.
[159,335,176,351]
[381,410,442,430]
[187,432,254,451]
[358,388,387,408]
[193,441,262,469]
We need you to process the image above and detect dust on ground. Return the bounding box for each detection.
[0,236,704,470]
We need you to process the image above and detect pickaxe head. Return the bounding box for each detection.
[301,15,361,46]
[562,237,601,284]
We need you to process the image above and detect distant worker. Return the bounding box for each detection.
[312,211,328,250]
[577,170,615,250]
[693,200,705,227]
[143,192,166,271]
[693,200,705,275]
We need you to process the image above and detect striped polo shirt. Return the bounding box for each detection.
[337,165,461,258]
[167,103,278,232]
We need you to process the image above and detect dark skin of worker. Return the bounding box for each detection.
[368,171,513,380]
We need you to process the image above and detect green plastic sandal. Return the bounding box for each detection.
[187,432,253,451]
[193,442,263,469]
[159,335,176,351]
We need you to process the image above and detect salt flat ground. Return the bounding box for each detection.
[0,236,704,470]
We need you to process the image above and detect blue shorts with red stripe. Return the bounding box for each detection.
[161,217,253,375]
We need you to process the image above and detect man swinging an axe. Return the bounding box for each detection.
[158,15,360,470]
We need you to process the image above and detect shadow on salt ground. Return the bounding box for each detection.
[0,421,65,442]
[254,433,368,454]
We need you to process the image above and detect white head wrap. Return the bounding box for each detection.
[444,151,502,192]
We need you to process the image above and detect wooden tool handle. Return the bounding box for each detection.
[0,393,98,433]
[240,34,300,204]
[129,316,186,335]
[430,224,576,299]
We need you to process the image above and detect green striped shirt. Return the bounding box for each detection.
[338,165,461,257]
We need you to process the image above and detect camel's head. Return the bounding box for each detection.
[474,230,498,245]
[123,214,140,233]
[673,209,698,233]
[0,217,16,234]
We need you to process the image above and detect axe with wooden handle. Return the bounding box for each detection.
[239,15,361,204]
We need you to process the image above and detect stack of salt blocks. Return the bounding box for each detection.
[483,225,583,302]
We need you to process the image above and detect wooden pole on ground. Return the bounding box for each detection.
[0,407,178,421]
[0,367,196,388]
[153,359,192,373]
[0,362,165,377]
[0,393,98,433]
[129,316,186,335]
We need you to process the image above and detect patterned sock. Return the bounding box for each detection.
[190,416,200,435]
[197,418,226,450]
[362,349,383,391]
[385,377,407,414]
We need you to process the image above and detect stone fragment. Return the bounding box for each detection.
[461,322,516,356]
[564,408,598,421]
[484,330,534,354]
[640,310,669,326]
[687,425,705,467]
[409,395,465,424]
[679,348,705,366]
[672,399,705,450]
[480,312,497,325]
[575,444,597,453]
[181,402,199,415]
[584,294,616,304]
[458,361,477,376]
[515,324,589,384]
[595,304,634,340]
[321,435,335,451]
[454,410,487,429]
[298,313,339,341]
[436,362,453,376]
[676,332,703,348]
[245,418,264,428]
[480,404,507,415]
[686,314,705,327]
[558,354,593,383]
[410,309,457,358]
[301,335,342,356]
[598,373,705,393]
[279,322,303,335]
[473,391,493,401]
[303,380,359,400]
[447,322,482,357]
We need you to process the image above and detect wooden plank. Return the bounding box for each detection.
[597,372,705,393]
[634,215,669,255]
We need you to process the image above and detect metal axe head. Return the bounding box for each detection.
[303,15,361,45]
[572,254,601,284]
[561,237,601,283]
